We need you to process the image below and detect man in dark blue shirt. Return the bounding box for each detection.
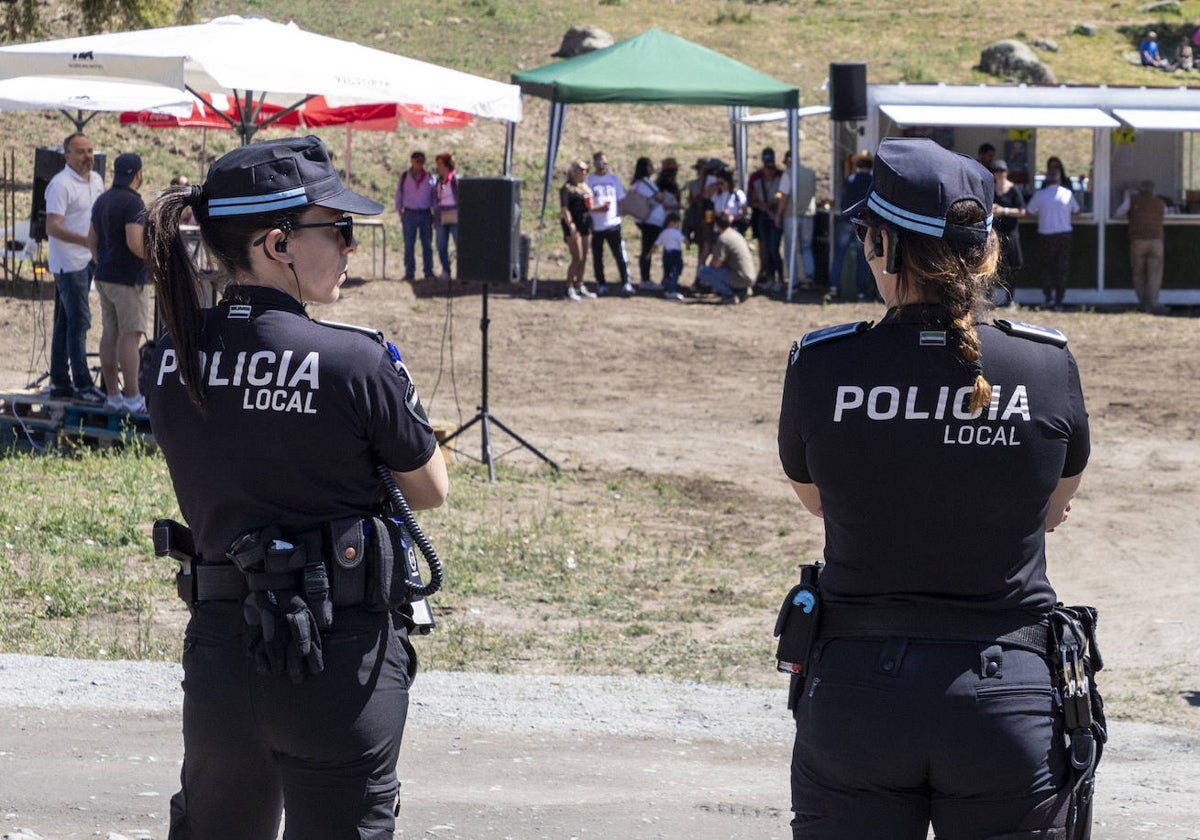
[828,152,875,300]
[88,152,150,413]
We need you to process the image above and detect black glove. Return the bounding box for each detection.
[243,591,324,683]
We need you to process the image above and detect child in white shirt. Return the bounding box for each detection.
[651,212,687,300]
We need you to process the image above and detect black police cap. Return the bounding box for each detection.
[844,137,993,244]
[199,135,383,221]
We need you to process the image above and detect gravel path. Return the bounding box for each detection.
[2,654,1198,840]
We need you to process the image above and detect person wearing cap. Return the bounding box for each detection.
[87,151,150,413]
[1114,179,1170,314]
[44,132,105,405]
[1025,166,1081,309]
[144,135,448,838]
[827,152,875,301]
[778,136,1093,839]
[747,148,783,286]
[991,159,1026,305]
[1140,30,1169,70]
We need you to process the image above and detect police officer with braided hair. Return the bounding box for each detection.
[778,137,1094,839]
[144,135,448,838]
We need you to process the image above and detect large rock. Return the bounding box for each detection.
[979,40,1058,84]
[552,26,614,58]
[1139,1,1181,12]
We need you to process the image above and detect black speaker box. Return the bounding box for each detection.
[830,63,868,123]
[457,176,521,283]
[30,145,107,241]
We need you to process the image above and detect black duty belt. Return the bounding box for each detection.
[819,604,1050,656]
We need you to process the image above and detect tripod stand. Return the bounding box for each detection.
[440,281,558,481]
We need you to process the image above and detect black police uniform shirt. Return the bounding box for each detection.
[778,304,1090,619]
[148,285,438,563]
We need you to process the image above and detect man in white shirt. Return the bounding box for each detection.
[586,151,632,296]
[1024,170,1080,309]
[775,150,817,295]
[45,133,105,404]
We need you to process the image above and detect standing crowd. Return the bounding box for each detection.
[556,147,840,306]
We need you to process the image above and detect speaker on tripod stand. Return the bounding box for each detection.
[440,176,558,480]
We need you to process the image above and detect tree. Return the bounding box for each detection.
[3,0,196,44]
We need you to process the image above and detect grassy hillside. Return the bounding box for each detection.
[5,0,1200,268]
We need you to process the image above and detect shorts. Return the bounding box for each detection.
[97,281,151,336]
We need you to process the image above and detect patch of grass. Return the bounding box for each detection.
[713,5,753,25]
[0,442,180,659]
[0,452,804,686]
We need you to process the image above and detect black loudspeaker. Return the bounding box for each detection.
[30,145,107,241]
[457,176,521,283]
[830,63,868,122]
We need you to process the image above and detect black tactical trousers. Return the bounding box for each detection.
[790,638,1068,839]
[169,603,416,840]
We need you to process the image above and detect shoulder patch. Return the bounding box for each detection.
[318,318,432,431]
[798,321,872,352]
[993,319,1068,347]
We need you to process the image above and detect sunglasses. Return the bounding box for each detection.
[290,217,355,247]
[253,217,355,249]
[851,217,872,243]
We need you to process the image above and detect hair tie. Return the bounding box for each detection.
[185,184,204,207]
[966,359,984,379]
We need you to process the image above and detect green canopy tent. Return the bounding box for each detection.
[512,28,804,295]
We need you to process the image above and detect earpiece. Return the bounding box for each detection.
[869,230,885,261]
[274,239,288,254]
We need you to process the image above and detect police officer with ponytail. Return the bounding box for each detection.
[778,138,1094,838]
[145,136,448,839]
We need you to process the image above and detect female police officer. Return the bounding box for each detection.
[144,135,448,839]
[777,137,1091,839]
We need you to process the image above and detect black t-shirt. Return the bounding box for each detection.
[148,285,438,562]
[90,186,147,287]
[778,304,1090,619]
[994,185,1026,236]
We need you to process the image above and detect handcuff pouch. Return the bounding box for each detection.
[327,516,367,607]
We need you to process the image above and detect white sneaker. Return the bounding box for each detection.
[122,395,147,414]
[578,285,597,299]
[104,394,124,412]
[663,291,685,301]
[566,285,582,301]
[639,280,663,292]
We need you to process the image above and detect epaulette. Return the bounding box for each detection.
[993,319,1068,347]
[314,318,386,347]
[794,321,872,359]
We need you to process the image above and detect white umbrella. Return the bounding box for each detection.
[0,14,522,143]
[0,76,194,131]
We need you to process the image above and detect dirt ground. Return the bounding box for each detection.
[1,260,1198,740]
[0,259,1195,835]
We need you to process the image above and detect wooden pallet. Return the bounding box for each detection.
[0,391,155,451]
